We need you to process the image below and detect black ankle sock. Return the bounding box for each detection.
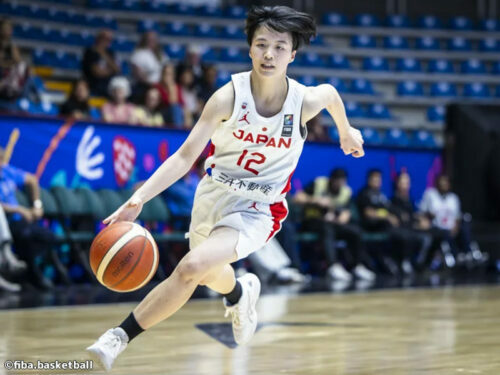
[223,280,242,305]
[119,312,144,342]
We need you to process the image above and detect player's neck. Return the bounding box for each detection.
[250,71,288,104]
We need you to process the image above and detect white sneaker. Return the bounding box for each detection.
[327,263,352,281]
[223,273,261,345]
[0,273,21,292]
[86,328,128,371]
[353,264,376,281]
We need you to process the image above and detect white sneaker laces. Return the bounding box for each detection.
[225,304,244,327]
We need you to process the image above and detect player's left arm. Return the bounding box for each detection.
[302,84,364,158]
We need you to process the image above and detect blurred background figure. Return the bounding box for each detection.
[134,87,164,127]
[155,63,184,128]
[176,64,200,129]
[102,76,137,124]
[59,79,91,120]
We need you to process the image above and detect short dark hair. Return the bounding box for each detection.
[330,168,347,180]
[245,6,317,51]
[367,169,382,179]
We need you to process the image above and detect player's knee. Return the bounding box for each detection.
[199,272,217,286]
[176,257,204,283]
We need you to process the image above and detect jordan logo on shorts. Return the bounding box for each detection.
[239,111,250,124]
[248,202,259,211]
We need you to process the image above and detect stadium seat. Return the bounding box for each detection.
[428,59,455,74]
[447,37,472,51]
[216,70,231,87]
[449,16,473,30]
[415,36,440,50]
[463,83,490,98]
[395,57,422,73]
[194,23,219,38]
[430,82,458,97]
[222,25,246,40]
[461,59,487,74]
[114,0,141,12]
[411,130,437,148]
[479,38,499,52]
[384,128,410,147]
[199,46,219,63]
[492,61,500,74]
[327,54,351,69]
[164,22,191,36]
[427,105,446,122]
[386,14,410,28]
[355,13,380,27]
[225,5,246,19]
[16,98,34,113]
[297,75,319,86]
[220,47,245,63]
[351,35,377,49]
[310,35,325,45]
[165,44,186,60]
[324,77,348,93]
[138,20,160,33]
[121,61,131,76]
[360,128,382,145]
[111,36,135,53]
[322,12,348,26]
[33,101,59,116]
[32,49,52,66]
[328,126,339,142]
[362,56,390,72]
[366,103,392,119]
[143,1,168,13]
[88,0,112,9]
[417,15,443,29]
[383,35,409,49]
[344,102,365,118]
[301,52,324,67]
[89,107,101,120]
[495,85,500,97]
[350,78,376,95]
[397,81,424,96]
[197,5,222,17]
[169,3,195,15]
[480,19,499,31]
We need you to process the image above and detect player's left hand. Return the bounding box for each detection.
[340,127,365,158]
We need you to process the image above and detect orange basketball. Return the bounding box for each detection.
[89,222,159,292]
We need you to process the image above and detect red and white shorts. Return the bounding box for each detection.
[188,175,288,259]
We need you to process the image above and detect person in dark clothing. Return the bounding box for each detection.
[82,29,120,97]
[294,168,375,280]
[60,79,91,119]
[196,64,218,105]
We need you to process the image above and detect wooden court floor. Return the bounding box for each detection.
[1,286,500,375]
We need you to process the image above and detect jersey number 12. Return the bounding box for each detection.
[236,150,266,175]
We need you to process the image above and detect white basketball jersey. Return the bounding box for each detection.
[205,71,307,203]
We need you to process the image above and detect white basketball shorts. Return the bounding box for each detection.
[188,175,288,259]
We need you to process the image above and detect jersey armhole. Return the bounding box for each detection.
[221,79,239,125]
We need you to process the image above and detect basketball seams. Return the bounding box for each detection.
[132,228,159,291]
[92,222,132,274]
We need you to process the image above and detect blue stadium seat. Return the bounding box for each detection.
[68,31,93,47]
[121,61,131,76]
[88,0,112,9]
[344,102,365,118]
[138,20,160,33]
[322,12,348,26]
[427,105,446,122]
[495,85,500,97]
[114,0,141,12]
[385,128,410,147]
[449,16,473,30]
[197,5,222,17]
[216,70,231,87]
[220,47,245,63]
[367,103,392,119]
[55,52,80,70]
[297,75,319,86]
[411,130,437,148]
[415,36,440,50]
[492,61,500,75]
[430,82,458,97]
[194,23,219,38]
[164,22,191,36]
[360,128,382,145]
[386,14,410,28]
[328,126,340,142]
[417,15,443,29]
[301,52,324,67]
[310,35,325,46]
[479,38,499,52]
[112,36,135,53]
[34,101,59,116]
[397,81,424,96]
[90,107,101,120]
[169,3,195,15]
[165,44,186,60]
[84,14,117,29]
[383,35,409,49]
[222,25,246,40]
[327,54,350,69]
[463,83,490,98]
[355,13,380,27]
[31,6,50,20]
[395,57,422,73]
[428,59,455,74]
[324,77,348,93]
[350,78,375,95]
[480,19,499,31]
[143,1,168,13]
[447,37,472,51]
[362,56,390,72]
[461,59,487,75]
[351,35,376,48]
[199,46,219,63]
[32,49,52,66]
[225,5,246,19]
[16,98,34,113]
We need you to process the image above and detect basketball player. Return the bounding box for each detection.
[87,6,364,370]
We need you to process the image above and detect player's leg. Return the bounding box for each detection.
[199,264,236,294]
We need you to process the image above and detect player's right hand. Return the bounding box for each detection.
[103,196,143,225]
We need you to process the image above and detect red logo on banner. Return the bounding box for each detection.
[158,140,169,162]
[113,136,136,187]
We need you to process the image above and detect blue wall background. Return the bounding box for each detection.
[0,115,441,203]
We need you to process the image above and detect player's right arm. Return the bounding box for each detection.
[103,82,235,225]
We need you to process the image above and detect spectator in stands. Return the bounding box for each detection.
[155,63,184,128]
[185,44,204,83]
[102,76,138,124]
[134,87,164,127]
[294,168,375,281]
[0,18,36,108]
[306,115,332,143]
[82,29,120,97]
[196,64,218,105]
[59,79,91,119]
[130,31,168,103]
[357,169,419,274]
[176,64,200,129]
[0,147,56,289]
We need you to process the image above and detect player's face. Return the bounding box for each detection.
[249,26,296,77]
[368,173,382,190]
